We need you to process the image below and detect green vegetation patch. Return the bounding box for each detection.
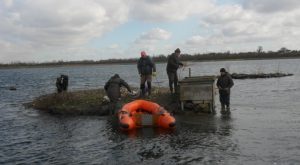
[28,87,175,115]
[30,89,105,115]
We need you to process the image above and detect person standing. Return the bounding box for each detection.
[104,74,132,114]
[217,68,234,113]
[166,48,183,94]
[137,51,156,96]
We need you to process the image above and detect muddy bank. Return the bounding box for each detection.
[231,72,293,79]
[26,88,178,116]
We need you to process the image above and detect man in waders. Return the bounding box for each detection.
[137,51,156,96]
[166,48,183,94]
[217,68,234,113]
[104,74,132,115]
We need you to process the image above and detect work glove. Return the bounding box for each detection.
[130,90,137,95]
[152,72,157,77]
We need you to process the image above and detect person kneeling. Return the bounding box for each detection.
[56,74,68,93]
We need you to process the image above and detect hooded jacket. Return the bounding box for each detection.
[217,72,234,94]
[104,75,131,102]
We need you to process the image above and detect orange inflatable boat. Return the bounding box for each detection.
[118,100,176,131]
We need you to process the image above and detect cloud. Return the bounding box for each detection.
[2,0,300,63]
[124,28,173,57]
[243,0,300,13]
[0,0,129,62]
[107,44,120,49]
[135,28,171,44]
[2,0,13,7]
[1,0,129,46]
[129,0,214,22]
[186,35,206,45]
[183,3,300,52]
[203,5,252,25]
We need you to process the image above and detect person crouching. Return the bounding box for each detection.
[56,74,68,93]
[104,74,132,114]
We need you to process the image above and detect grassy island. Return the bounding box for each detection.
[27,87,177,115]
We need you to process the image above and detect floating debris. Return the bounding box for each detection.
[9,86,17,90]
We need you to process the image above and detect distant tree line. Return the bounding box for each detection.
[1,47,300,68]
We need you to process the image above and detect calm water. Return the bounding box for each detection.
[1,59,300,164]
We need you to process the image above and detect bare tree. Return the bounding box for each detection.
[257,46,263,53]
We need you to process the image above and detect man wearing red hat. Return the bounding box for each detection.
[137,51,156,96]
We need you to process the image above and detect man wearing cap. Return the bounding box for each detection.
[137,51,156,96]
[166,48,184,94]
[217,68,234,113]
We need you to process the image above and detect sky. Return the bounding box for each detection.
[1,0,300,63]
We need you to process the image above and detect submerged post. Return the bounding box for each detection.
[189,68,191,77]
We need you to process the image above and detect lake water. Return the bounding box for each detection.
[1,59,300,164]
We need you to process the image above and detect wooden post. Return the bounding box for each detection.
[189,68,191,77]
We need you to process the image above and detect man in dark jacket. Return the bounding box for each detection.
[166,48,183,94]
[56,74,68,93]
[104,74,132,114]
[137,51,156,96]
[217,68,234,113]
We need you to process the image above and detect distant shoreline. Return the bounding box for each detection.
[1,55,300,69]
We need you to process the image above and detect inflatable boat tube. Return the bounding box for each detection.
[118,100,175,131]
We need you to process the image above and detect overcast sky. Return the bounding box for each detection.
[1,0,300,63]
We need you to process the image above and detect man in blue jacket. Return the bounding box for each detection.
[137,51,156,96]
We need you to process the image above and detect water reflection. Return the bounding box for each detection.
[166,114,238,164]
[102,113,238,164]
